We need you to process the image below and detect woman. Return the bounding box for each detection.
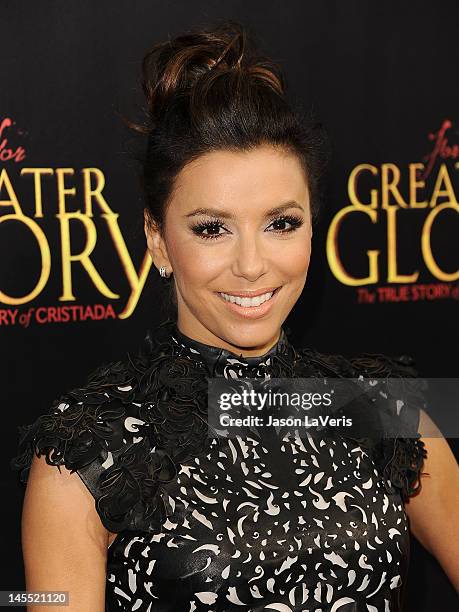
[11,20,459,612]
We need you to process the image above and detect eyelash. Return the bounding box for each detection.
[191,214,304,240]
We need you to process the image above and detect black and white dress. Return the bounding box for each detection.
[11,319,427,612]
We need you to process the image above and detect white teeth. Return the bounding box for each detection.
[219,290,275,307]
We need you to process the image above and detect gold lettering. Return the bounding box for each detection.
[56,168,79,215]
[101,212,152,318]
[20,168,54,217]
[0,214,51,304]
[82,168,115,215]
[347,164,378,208]
[56,211,119,300]
[430,163,458,207]
[408,163,428,208]
[386,207,419,282]
[422,202,459,281]
[326,205,379,285]
[0,169,23,215]
[381,163,408,209]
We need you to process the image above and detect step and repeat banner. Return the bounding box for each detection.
[2,1,458,610]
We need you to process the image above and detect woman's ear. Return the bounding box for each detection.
[143,210,172,271]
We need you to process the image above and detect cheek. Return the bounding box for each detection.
[168,240,223,289]
[277,240,311,278]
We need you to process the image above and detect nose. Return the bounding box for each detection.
[231,229,269,281]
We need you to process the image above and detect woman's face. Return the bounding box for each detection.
[145,144,312,356]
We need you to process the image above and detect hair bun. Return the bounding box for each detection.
[123,18,329,259]
[139,20,285,125]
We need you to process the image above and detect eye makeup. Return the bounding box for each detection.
[190,213,304,240]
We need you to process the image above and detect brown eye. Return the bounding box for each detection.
[191,220,228,240]
[266,214,304,234]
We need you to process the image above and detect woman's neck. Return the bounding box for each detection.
[175,319,282,359]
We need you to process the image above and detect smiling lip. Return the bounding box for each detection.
[216,286,280,298]
[216,286,281,319]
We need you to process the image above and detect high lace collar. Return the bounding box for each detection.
[169,322,291,378]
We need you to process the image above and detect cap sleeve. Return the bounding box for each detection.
[10,359,177,533]
[346,351,428,502]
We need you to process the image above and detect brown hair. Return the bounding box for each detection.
[123,19,330,314]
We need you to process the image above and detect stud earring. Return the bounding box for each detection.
[159,266,167,278]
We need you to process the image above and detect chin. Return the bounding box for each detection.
[221,323,280,350]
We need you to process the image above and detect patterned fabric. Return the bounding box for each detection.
[11,318,427,611]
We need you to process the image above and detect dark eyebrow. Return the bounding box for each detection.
[185,201,305,219]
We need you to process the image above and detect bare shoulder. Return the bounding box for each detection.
[24,452,109,544]
[22,453,109,611]
[408,408,459,506]
[404,409,459,590]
